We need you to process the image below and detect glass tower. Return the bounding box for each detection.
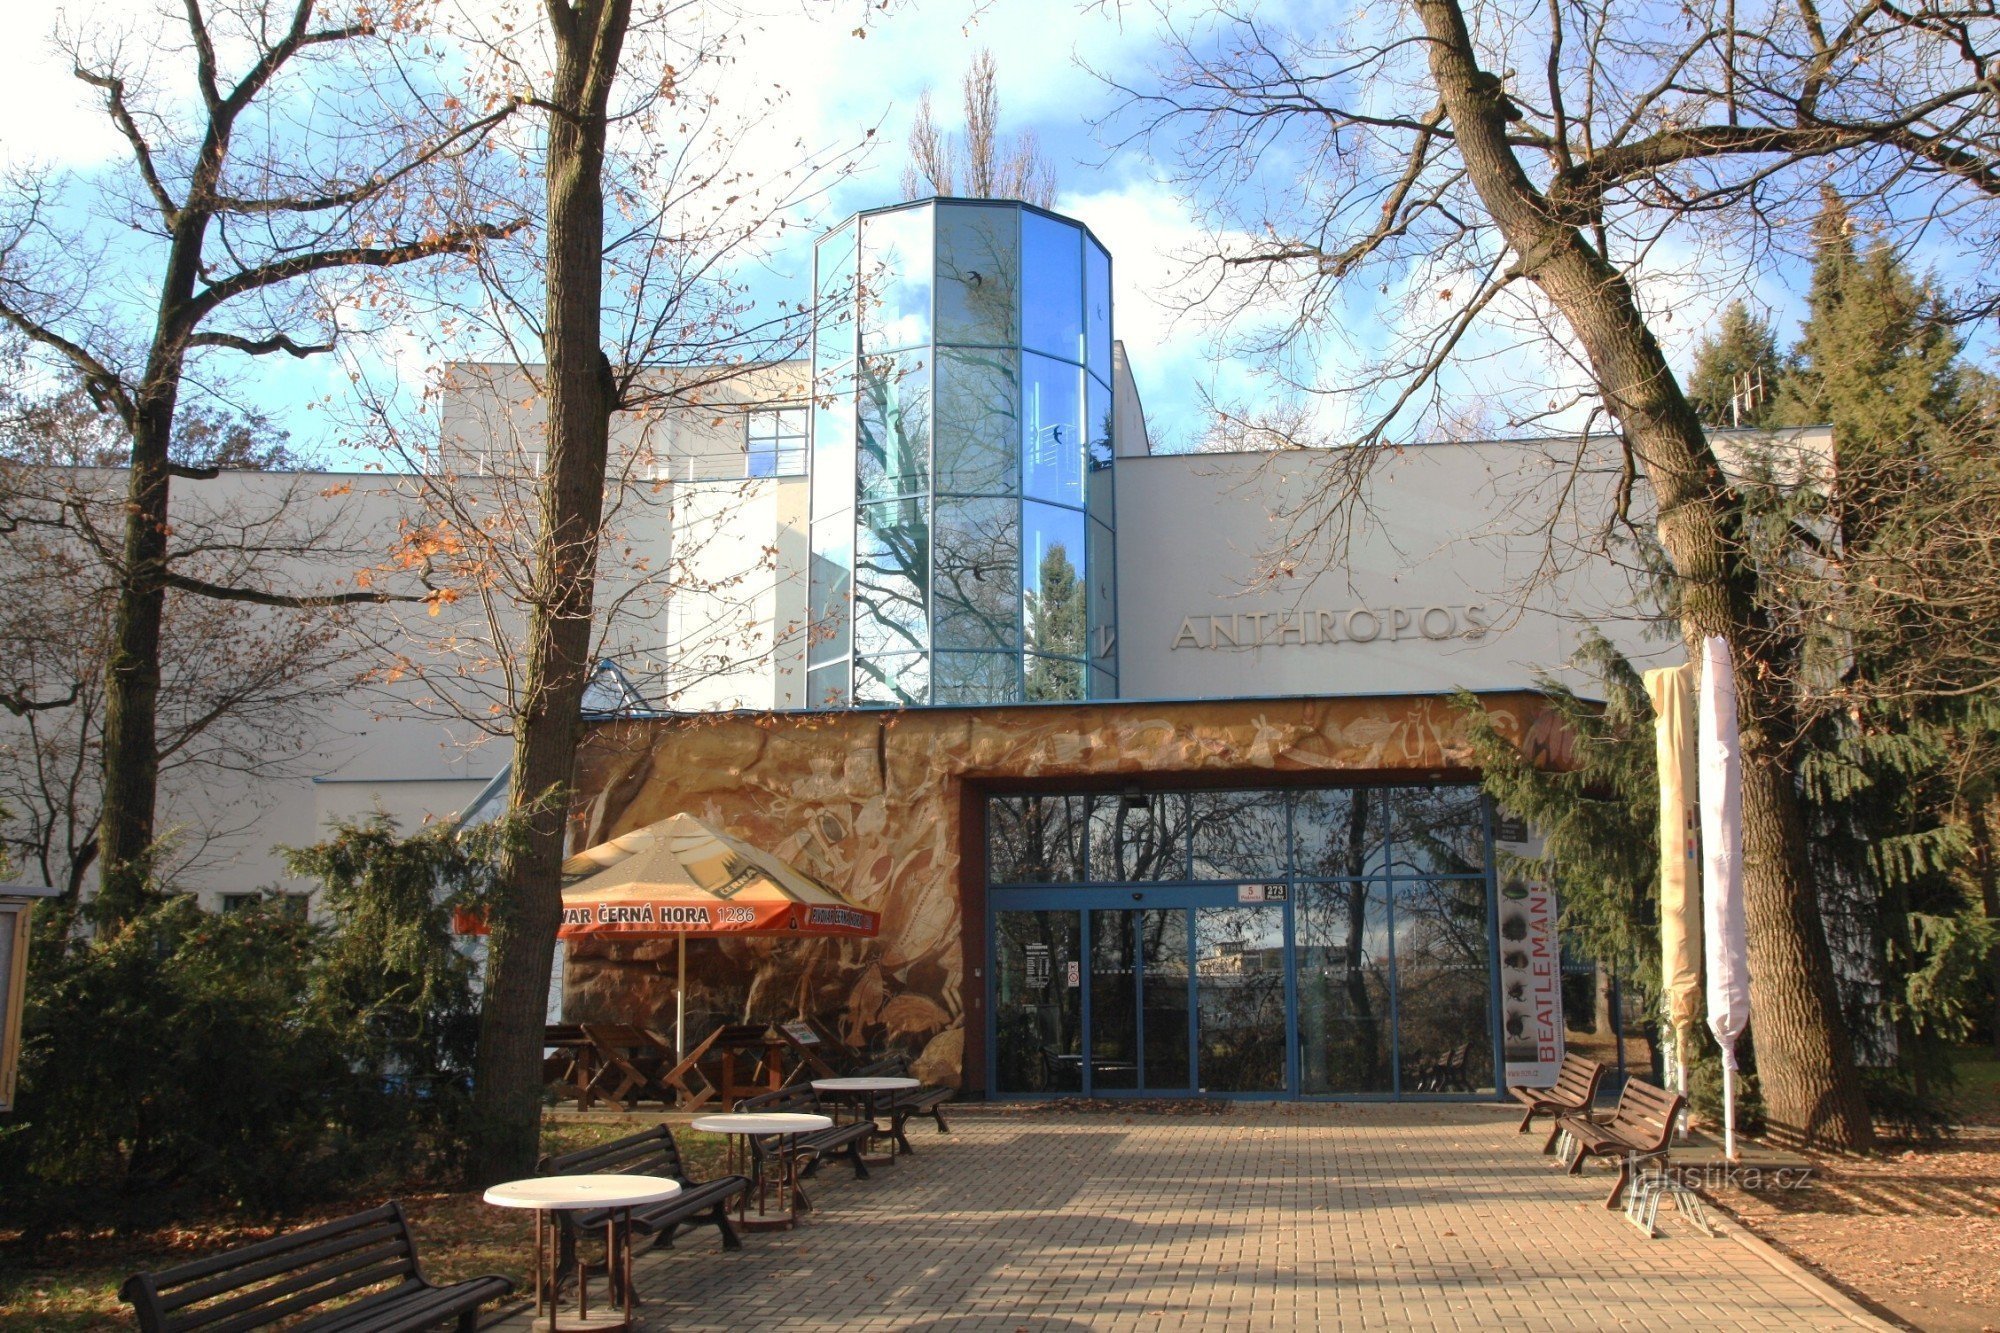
[806,199,1117,707]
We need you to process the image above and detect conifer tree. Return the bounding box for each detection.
[1687,302,1781,428]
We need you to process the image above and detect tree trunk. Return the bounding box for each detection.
[1415,0,1873,1149]
[467,0,631,1187]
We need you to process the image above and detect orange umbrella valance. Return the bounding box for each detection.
[555,812,878,941]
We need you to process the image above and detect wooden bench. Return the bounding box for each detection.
[734,1084,875,1180]
[120,1202,512,1333]
[578,1023,674,1111]
[1508,1053,1606,1152]
[539,1123,751,1261]
[1555,1076,1685,1208]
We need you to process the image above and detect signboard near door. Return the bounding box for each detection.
[1493,826,1563,1089]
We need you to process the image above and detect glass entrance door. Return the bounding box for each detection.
[1087,908,1192,1093]
[1194,905,1289,1093]
[993,909,1082,1093]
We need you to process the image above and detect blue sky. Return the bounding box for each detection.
[4,0,1968,464]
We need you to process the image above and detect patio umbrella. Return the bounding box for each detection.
[1698,636,1751,1161]
[1643,662,1702,1106]
[557,812,879,1059]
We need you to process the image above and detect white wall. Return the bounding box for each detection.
[1113,437,1676,701]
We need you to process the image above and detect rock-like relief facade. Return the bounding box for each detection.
[565,693,1563,1089]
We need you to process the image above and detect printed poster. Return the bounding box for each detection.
[1495,819,1564,1088]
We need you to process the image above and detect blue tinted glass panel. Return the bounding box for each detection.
[936,347,1019,497]
[1189,790,1289,880]
[1022,354,1084,506]
[806,661,849,709]
[1387,787,1488,875]
[811,363,855,515]
[815,222,857,368]
[933,651,1019,704]
[855,651,928,706]
[1085,375,1113,522]
[1022,501,1087,662]
[937,204,1018,347]
[1021,213,1083,361]
[857,352,930,502]
[860,206,932,353]
[854,496,929,662]
[1087,792,1189,881]
[807,513,851,667]
[1024,652,1085,703]
[934,495,1021,651]
[1085,238,1111,371]
[1089,663,1116,700]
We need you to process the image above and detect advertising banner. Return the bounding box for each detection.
[1494,821,1564,1089]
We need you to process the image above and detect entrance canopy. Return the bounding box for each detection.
[558,813,878,940]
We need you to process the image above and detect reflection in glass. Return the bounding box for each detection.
[853,650,927,706]
[1085,238,1112,372]
[934,496,1019,652]
[1023,501,1087,670]
[1087,792,1188,882]
[1022,211,1083,361]
[988,795,1089,883]
[857,353,930,502]
[1293,788,1386,879]
[1022,354,1084,506]
[805,661,848,709]
[1140,908,1192,1090]
[1387,786,1488,875]
[937,204,1019,347]
[1086,517,1116,687]
[994,909,1081,1093]
[932,651,1019,704]
[810,389,854,516]
[935,348,1020,497]
[854,497,928,670]
[860,205,932,352]
[814,221,856,368]
[1195,906,1287,1092]
[1189,789,1289,880]
[1393,875,1495,1094]
[807,514,851,667]
[1089,910,1139,1090]
[1295,881,1395,1094]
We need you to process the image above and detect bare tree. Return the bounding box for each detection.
[0,0,522,926]
[903,48,1058,206]
[402,0,864,1181]
[1111,0,2000,1149]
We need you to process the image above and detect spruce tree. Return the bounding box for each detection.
[1687,302,1781,428]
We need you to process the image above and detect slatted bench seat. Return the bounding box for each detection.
[1509,1052,1606,1152]
[538,1123,751,1262]
[734,1085,875,1180]
[119,1202,512,1333]
[1555,1075,1686,1208]
[854,1055,953,1136]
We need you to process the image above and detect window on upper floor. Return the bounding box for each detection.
[746,408,808,477]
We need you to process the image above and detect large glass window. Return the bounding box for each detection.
[1085,238,1112,373]
[807,514,851,668]
[1023,501,1086,664]
[933,651,1019,705]
[857,352,930,502]
[1022,354,1084,506]
[814,221,857,368]
[860,207,932,352]
[1296,881,1395,1094]
[811,373,855,515]
[1293,788,1387,880]
[937,204,1018,347]
[934,496,1020,651]
[1086,792,1188,881]
[1189,790,1288,881]
[935,348,1019,497]
[853,496,928,662]
[746,408,807,477]
[1022,211,1083,362]
[989,795,1089,883]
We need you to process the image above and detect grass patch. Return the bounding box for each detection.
[0,1122,731,1332]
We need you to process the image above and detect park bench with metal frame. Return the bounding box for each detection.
[537,1122,751,1298]
[852,1054,953,1137]
[1554,1076,1686,1208]
[119,1202,511,1333]
[1509,1053,1606,1152]
[734,1084,874,1181]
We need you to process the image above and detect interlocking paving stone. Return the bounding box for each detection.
[492,1102,1886,1331]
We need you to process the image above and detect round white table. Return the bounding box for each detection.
[811,1077,923,1161]
[484,1173,681,1332]
[690,1113,831,1230]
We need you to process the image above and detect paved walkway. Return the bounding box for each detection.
[499,1102,1886,1331]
